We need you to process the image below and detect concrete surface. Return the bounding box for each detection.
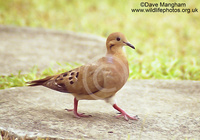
[0,25,105,75]
[0,80,200,140]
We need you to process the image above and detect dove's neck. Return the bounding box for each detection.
[106,46,128,65]
[106,46,129,85]
[107,46,127,57]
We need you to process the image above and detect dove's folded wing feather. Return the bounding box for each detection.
[27,62,105,95]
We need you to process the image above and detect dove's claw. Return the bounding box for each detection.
[113,104,139,121]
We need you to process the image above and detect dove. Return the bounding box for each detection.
[27,32,138,121]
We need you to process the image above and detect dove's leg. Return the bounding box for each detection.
[105,96,139,121]
[65,97,91,118]
[113,104,139,121]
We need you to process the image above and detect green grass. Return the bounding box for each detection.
[0,0,200,89]
[0,63,81,89]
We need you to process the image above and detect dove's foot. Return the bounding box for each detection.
[65,97,92,118]
[65,108,92,118]
[113,104,139,121]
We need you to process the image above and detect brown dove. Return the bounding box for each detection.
[27,32,138,121]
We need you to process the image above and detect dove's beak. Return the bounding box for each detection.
[124,42,135,49]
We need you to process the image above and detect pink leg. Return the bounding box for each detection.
[65,98,91,118]
[113,104,139,121]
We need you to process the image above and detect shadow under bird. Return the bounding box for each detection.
[27,32,139,121]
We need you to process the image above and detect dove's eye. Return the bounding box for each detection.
[116,37,121,41]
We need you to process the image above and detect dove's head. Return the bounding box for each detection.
[106,32,135,53]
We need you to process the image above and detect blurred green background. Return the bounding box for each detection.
[0,0,200,89]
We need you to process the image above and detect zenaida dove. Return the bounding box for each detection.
[27,32,138,121]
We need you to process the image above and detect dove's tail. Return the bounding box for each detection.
[26,76,54,86]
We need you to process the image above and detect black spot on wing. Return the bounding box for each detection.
[76,72,79,78]
[70,81,74,84]
[71,72,75,75]
[63,73,68,77]
[56,75,63,81]
[69,77,73,80]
